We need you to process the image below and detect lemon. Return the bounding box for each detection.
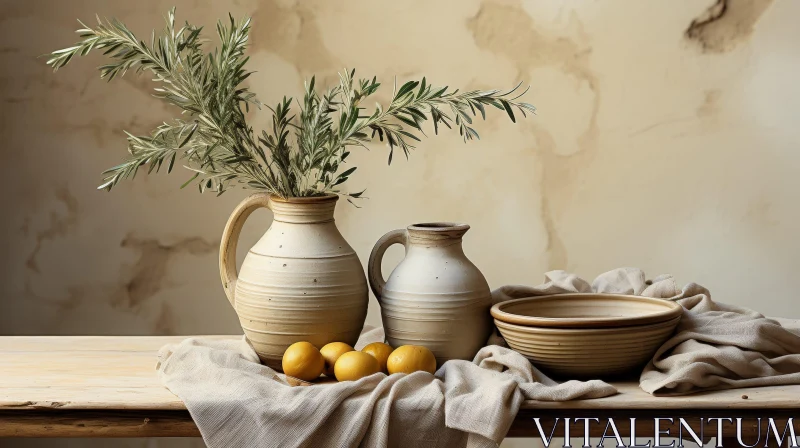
[281,341,324,381]
[387,345,437,375]
[334,351,380,381]
[320,342,354,376]
[361,342,393,373]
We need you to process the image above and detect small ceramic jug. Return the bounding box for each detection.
[368,223,492,365]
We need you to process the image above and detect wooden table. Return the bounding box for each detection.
[1,336,798,444]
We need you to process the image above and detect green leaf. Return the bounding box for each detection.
[395,114,421,130]
[473,101,486,120]
[500,100,516,123]
[97,179,115,191]
[338,166,357,178]
[397,130,421,142]
[178,123,197,147]
[167,152,176,172]
[348,189,365,198]
[395,80,419,99]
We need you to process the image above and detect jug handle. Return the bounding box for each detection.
[219,193,271,308]
[367,229,407,303]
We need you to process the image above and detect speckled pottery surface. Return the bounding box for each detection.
[491,293,683,378]
[220,194,368,369]
[368,223,493,365]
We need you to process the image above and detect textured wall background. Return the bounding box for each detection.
[1,0,797,447]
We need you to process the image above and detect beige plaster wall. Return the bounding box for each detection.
[1,1,797,447]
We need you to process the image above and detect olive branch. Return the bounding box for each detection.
[47,8,535,201]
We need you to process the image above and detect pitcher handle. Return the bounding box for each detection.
[219,193,271,308]
[368,229,407,303]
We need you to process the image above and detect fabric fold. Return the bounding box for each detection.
[158,327,615,448]
[157,267,800,447]
[491,267,800,395]
[638,281,800,395]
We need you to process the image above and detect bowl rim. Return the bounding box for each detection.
[494,314,681,335]
[490,293,683,328]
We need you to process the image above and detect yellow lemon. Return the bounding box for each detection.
[320,342,354,376]
[282,341,324,381]
[387,345,437,375]
[361,342,393,373]
[334,351,380,381]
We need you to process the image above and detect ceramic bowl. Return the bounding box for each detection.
[491,294,683,378]
[491,293,683,328]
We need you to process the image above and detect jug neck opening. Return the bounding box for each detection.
[407,222,469,242]
[268,194,338,224]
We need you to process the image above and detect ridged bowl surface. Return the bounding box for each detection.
[492,293,682,378]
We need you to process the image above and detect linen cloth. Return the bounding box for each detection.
[157,329,615,448]
[492,268,800,395]
[157,267,800,447]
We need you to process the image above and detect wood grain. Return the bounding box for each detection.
[0,410,199,438]
[2,409,796,439]
[1,336,798,438]
[0,336,205,411]
[521,381,800,410]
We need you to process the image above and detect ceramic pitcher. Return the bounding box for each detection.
[368,223,493,365]
[219,194,368,369]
